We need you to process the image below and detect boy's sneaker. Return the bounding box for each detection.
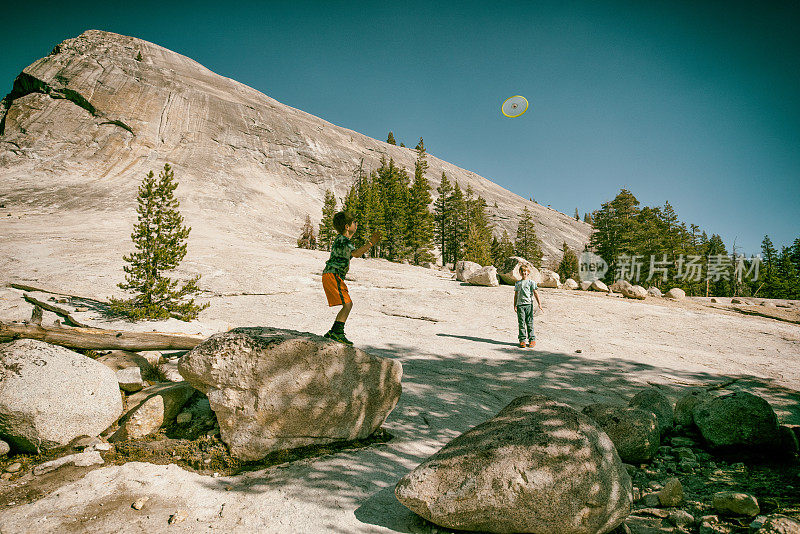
[527,340,535,348]
[324,330,353,346]
[519,341,526,348]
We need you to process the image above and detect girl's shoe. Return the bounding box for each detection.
[519,341,526,348]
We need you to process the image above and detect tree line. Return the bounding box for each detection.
[587,189,799,298]
[299,138,552,274]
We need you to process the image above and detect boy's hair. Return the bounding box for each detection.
[332,211,355,235]
[520,264,531,276]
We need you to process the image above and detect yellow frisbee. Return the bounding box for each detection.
[501,95,529,118]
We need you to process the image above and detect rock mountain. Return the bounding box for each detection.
[0,30,590,261]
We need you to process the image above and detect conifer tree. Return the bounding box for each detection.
[558,242,580,283]
[515,206,542,267]
[386,131,396,145]
[374,157,408,260]
[463,195,493,265]
[434,172,454,264]
[297,214,317,249]
[492,230,515,269]
[318,189,338,251]
[406,142,435,263]
[447,182,466,264]
[111,164,207,321]
[583,212,592,225]
[574,208,580,220]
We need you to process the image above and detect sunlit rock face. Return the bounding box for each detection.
[0,30,590,255]
[395,394,633,534]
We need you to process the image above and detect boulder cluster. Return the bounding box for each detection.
[394,387,800,533]
[1,328,402,476]
[453,257,689,302]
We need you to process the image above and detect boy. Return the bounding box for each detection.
[513,264,543,348]
[322,211,381,345]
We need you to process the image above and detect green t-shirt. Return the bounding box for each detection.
[514,279,538,305]
[323,234,356,277]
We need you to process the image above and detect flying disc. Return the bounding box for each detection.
[501,95,529,118]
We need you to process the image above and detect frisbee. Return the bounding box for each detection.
[501,95,529,118]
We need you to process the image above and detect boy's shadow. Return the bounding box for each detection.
[436,333,518,348]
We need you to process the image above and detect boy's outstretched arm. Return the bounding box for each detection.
[352,230,382,258]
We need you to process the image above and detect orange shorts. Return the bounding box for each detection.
[322,272,351,307]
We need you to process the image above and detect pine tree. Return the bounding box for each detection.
[318,189,338,251]
[406,142,435,263]
[111,164,207,321]
[492,230,515,269]
[558,242,580,283]
[136,51,143,61]
[574,208,580,220]
[297,214,317,249]
[583,212,592,225]
[515,206,542,267]
[434,172,454,264]
[374,157,408,261]
[386,131,396,145]
[447,182,466,264]
[760,235,780,297]
[463,195,493,265]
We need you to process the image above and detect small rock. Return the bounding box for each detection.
[666,288,686,300]
[176,411,192,424]
[71,435,100,450]
[116,366,145,392]
[699,515,734,534]
[710,298,717,303]
[636,508,669,518]
[74,307,89,312]
[168,510,188,524]
[0,439,10,456]
[674,447,696,461]
[132,496,149,510]
[93,441,112,451]
[657,477,684,507]
[5,462,22,473]
[712,491,760,516]
[1,472,12,480]
[668,509,695,528]
[643,492,661,507]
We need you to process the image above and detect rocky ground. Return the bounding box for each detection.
[1,240,799,533]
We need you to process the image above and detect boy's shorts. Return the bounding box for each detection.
[322,272,351,307]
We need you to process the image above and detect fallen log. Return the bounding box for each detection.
[23,293,89,327]
[0,321,204,351]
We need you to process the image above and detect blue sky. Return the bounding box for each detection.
[1,0,798,255]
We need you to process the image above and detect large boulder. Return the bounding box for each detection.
[647,287,663,298]
[499,256,541,285]
[580,280,593,291]
[674,389,713,427]
[539,268,560,288]
[0,339,123,453]
[466,265,500,287]
[590,280,609,292]
[629,387,674,436]
[178,327,402,461]
[610,280,632,293]
[665,288,686,300]
[692,392,780,449]
[564,278,579,290]
[96,350,158,382]
[582,403,660,463]
[611,280,647,299]
[455,260,482,282]
[395,395,632,534]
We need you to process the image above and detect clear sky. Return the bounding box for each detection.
[1,0,798,256]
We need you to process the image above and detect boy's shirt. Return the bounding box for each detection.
[514,279,537,305]
[323,234,356,277]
